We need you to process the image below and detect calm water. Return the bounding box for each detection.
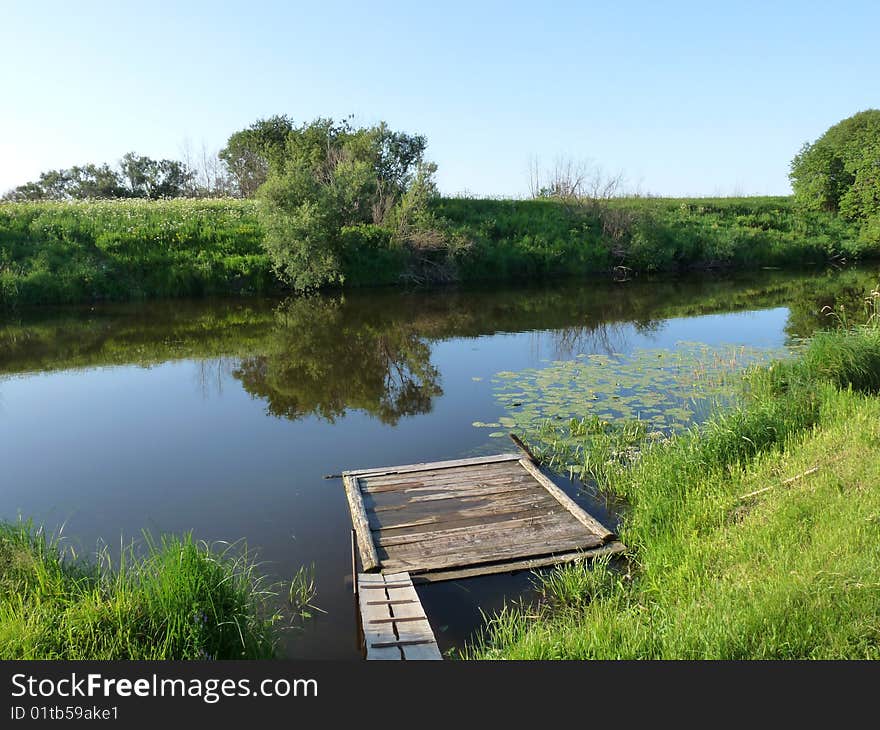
[1,267,877,658]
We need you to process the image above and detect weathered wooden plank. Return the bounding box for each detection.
[365,482,538,510]
[368,496,559,535]
[357,574,401,660]
[367,485,551,515]
[360,461,526,489]
[384,573,442,660]
[343,475,380,572]
[360,467,529,494]
[410,541,628,583]
[343,452,522,478]
[518,458,614,541]
[376,512,584,549]
[357,573,441,660]
[382,530,604,574]
[368,486,556,519]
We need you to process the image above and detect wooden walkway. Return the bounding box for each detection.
[343,449,625,583]
[357,572,442,660]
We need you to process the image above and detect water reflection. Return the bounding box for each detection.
[233,297,442,424]
[1,267,878,425]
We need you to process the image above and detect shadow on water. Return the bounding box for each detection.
[1,265,878,657]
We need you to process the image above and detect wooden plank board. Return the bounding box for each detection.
[518,458,615,541]
[381,531,605,574]
[344,452,522,478]
[360,462,526,489]
[383,572,442,660]
[410,541,628,583]
[357,572,441,660]
[368,496,560,535]
[357,574,403,659]
[365,481,539,509]
[376,511,586,549]
[342,475,380,572]
[360,471,534,495]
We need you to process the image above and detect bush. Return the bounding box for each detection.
[256,118,435,290]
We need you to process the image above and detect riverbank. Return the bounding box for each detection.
[467,319,880,659]
[1,196,873,308]
[0,522,279,659]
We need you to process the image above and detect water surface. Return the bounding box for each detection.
[1,267,876,657]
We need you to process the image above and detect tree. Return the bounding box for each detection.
[119,153,193,199]
[67,164,129,199]
[790,110,880,224]
[3,164,127,200]
[257,117,435,290]
[4,154,195,201]
[219,115,295,197]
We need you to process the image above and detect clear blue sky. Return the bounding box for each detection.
[1,1,878,197]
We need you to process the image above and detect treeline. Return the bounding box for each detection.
[4,152,220,202]
[2,115,298,202]
[2,109,879,306]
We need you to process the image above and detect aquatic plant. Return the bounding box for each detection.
[475,342,786,483]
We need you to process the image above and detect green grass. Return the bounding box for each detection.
[437,195,870,280]
[0,522,282,659]
[0,198,272,307]
[1,195,875,308]
[466,323,880,659]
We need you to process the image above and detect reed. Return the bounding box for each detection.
[0,521,282,659]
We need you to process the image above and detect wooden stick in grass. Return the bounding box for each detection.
[509,433,540,463]
[738,466,820,501]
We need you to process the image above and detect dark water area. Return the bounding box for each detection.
[1,267,878,658]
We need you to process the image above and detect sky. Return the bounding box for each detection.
[1,1,878,198]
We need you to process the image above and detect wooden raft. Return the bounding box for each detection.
[357,572,442,660]
[343,451,625,583]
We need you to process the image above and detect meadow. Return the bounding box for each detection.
[0,196,874,308]
[0,198,271,307]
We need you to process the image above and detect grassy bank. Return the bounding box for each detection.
[437,196,869,280]
[0,522,280,659]
[467,320,880,659]
[0,199,272,307]
[1,196,873,309]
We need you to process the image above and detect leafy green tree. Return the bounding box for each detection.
[3,164,127,201]
[67,164,129,198]
[219,115,295,197]
[790,110,880,226]
[119,153,193,199]
[5,155,193,200]
[256,117,434,290]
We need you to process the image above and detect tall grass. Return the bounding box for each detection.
[435,196,870,280]
[0,521,281,659]
[466,320,880,659]
[0,198,272,307]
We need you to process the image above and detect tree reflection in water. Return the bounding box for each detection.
[233,296,442,424]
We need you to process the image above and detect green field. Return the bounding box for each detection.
[0,196,873,308]
[0,199,271,307]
